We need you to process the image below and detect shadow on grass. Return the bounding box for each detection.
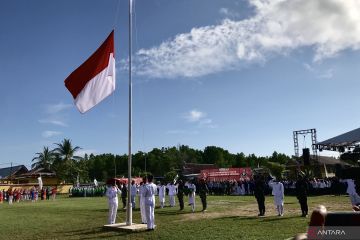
[57,226,132,239]
[214,214,301,222]
[156,210,191,216]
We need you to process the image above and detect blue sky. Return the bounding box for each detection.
[1,0,360,169]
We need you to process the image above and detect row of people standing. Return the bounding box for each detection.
[254,175,308,217]
[157,179,208,212]
[0,186,57,204]
[105,175,157,230]
[254,175,360,218]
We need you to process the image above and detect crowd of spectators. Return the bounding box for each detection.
[204,177,348,196]
[69,186,106,197]
[0,186,57,204]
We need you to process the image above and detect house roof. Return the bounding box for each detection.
[20,167,56,177]
[0,165,28,179]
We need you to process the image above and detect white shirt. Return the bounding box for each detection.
[270,181,284,197]
[166,184,177,196]
[106,186,121,203]
[341,179,357,195]
[143,182,157,206]
[131,184,138,196]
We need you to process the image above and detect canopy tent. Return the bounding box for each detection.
[106,177,143,185]
[316,127,360,151]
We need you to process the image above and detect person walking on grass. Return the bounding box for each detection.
[167,182,177,207]
[254,175,266,216]
[198,179,209,212]
[269,178,284,216]
[158,181,166,208]
[177,180,185,211]
[296,174,309,217]
[187,180,196,212]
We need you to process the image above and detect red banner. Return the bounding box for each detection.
[200,168,252,181]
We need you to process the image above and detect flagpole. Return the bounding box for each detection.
[126,0,133,226]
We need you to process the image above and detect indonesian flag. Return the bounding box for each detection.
[65,31,115,113]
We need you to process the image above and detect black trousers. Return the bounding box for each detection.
[256,195,265,215]
[200,195,207,210]
[298,196,308,215]
[122,197,126,208]
[177,194,184,210]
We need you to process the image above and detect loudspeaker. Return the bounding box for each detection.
[303,148,310,165]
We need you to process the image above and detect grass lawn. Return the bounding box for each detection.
[0,194,352,240]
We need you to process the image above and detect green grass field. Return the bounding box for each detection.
[0,194,352,240]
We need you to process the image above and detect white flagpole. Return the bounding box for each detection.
[126,0,133,226]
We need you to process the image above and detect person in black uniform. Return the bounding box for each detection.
[198,179,209,212]
[177,179,185,210]
[254,175,266,216]
[295,174,309,217]
[121,183,127,209]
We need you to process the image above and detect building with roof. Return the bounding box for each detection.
[0,165,28,183]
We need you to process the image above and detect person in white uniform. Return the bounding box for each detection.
[105,182,121,224]
[158,182,166,208]
[139,178,147,224]
[143,175,157,230]
[130,180,138,209]
[186,180,196,212]
[167,182,177,207]
[269,179,284,216]
[340,178,360,207]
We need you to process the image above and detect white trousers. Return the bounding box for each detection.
[145,204,155,229]
[169,195,175,206]
[108,201,118,224]
[350,194,360,205]
[131,195,136,209]
[140,197,147,223]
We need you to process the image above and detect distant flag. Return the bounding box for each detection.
[94,178,98,187]
[64,31,115,113]
[173,174,179,184]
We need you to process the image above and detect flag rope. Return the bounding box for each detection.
[112,0,121,29]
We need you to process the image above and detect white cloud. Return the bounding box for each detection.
[303,63,334,79]
[38,119,68,127]
[184,109,206,122]
[39,102,72,127]
[318,69,334,79]
[199,119,218,129]
[42,131,62,138]
[182,109,217,129]
[45,102,72,114]
[219,7,241,18]
[135,0,360,78]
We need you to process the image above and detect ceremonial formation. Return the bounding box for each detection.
[3,0,360,239]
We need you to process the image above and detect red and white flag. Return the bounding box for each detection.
[65,31,115,113]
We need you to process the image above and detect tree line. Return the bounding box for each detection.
[32,138,293,184]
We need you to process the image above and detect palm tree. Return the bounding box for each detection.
[53,138,82,183]
[53,138,81,162]
[32,147,55,170]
